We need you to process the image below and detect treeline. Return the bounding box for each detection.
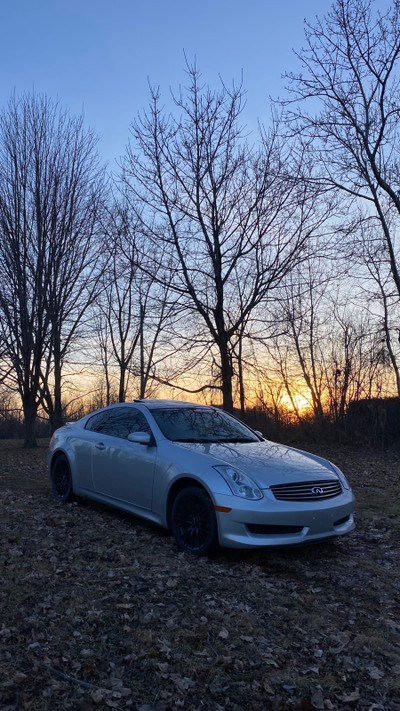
[1,390,399,449]
[1,0,400,446]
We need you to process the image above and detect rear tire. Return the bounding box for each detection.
[51,454,74,503]
[171,485,218,556]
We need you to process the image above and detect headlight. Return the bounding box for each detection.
[330,462,351,491]
[214,465,263,500]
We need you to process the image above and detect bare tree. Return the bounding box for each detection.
[354,219,400,395]
[284,0,400,390]
[95,313,114,406]
[98,236,142,404]
[122,63,325,412]
[264,256,392,425]
[276,260,330,422]
[94,202,182,402]
[0,93,105,444]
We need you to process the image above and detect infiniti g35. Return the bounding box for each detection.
[47,400,355,555]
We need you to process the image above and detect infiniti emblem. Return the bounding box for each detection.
[311,486,324,495]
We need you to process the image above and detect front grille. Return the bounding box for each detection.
[270,479,342,501]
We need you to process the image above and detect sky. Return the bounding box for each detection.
[0,0,334,170]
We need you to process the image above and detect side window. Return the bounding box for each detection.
[85,408,151,440]
[85,411,113,433]
[125,410,152,436]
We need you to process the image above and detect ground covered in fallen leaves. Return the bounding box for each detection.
[1,439,400,711]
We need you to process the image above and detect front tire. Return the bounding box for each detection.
[51,454,74,503]
[171,485,218,556]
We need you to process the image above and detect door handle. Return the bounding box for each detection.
[95,442,106,450]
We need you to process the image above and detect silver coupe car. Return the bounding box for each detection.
[48,399,355,555]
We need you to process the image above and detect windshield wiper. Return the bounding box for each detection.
[215,437,256,443]
[173,438,209,443]
[174,437,256,443]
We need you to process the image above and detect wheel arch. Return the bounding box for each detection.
[49,447,77,488]
[49,448,71,475]
[50,448,68,468]
[166,476,214,529]
[49,449,75,502]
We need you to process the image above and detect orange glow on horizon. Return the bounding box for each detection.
[279,390,312,416]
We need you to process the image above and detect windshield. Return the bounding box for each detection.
[150,407,259,443]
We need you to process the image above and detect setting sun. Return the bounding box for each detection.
[280,390,312,416]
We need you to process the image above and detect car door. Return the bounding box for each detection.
[87,407,156,510]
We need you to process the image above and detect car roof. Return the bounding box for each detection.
[135,399,213,410]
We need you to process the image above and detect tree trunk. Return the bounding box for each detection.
[23,399,37,448]
[237,338,246,418]
[219,344,234,413]
[52,343,64,431]
[118,365,126,403]
[139,302,146,399]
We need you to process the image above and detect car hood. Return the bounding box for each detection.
[174,440,337,488]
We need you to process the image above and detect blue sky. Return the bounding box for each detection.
[1,0,333,168]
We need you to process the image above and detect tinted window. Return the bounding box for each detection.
[85,407,151,439]
[150,407,258,443]
[85,411,112,433]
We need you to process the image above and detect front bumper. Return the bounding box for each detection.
[213,489,355,549]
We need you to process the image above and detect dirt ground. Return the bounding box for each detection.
[1,439,400,711]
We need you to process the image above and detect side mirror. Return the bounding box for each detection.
[127,431,151,445]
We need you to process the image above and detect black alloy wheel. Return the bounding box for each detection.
[51,454,74,503]
[171,485,218,556]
